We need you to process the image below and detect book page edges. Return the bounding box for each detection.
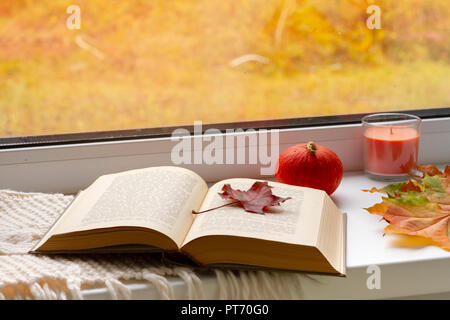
[316,193,347,276]
[31,245,165,255]
[340,212,347,277]
[30,191,84,253]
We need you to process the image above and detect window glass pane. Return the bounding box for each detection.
[1,0,449,137]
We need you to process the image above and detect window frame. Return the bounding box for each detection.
[1,107,449,149]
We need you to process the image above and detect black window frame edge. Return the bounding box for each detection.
[1,107,449,149]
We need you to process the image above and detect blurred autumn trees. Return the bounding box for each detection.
[261,0,449,70]
[0,0,448,136]
[2,0,448,72]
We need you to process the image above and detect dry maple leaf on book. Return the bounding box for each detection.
[192,181,292,215]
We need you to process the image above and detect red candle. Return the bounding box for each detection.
[364,127,419,175]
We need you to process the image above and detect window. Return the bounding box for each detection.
[0,0,449,139]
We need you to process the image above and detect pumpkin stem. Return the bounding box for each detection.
[306,141,317,155]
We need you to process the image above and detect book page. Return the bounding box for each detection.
[49,166,208,248]
[182,178,325,247]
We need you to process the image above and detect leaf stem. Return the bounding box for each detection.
[192,200,241,214]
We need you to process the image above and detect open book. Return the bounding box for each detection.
[32,166,346,276]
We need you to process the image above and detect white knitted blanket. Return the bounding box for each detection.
[0,190,306,300]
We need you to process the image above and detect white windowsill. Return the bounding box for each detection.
[82,170,450,300]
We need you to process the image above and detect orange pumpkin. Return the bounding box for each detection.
[275,141,343,195]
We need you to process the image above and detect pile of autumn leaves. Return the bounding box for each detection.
[365,164,450,251]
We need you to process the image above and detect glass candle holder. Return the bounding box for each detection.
[362,113,421,181]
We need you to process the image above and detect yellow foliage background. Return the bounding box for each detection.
[0,0,449,136]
